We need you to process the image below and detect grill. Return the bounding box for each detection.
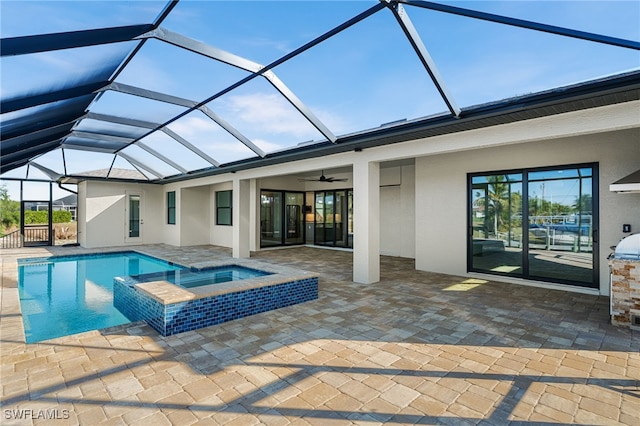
[612,233,640,260]
[609,233,640,329]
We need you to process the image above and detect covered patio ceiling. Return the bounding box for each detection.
[1,1,639,184]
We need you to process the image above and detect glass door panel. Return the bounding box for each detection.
[128,195,140,238]
[314,192,325,245]
[347,190,353,248]
[528,170,593,284]
[260,191,282,247]
[285,192,304,245]
[470,174,523,275]
[323,192,334,245]
[334,192,346,247]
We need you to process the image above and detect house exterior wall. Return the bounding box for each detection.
[77,181,87,247]
[380,164,415,258]
[79,181,163,248]
[415,128,640,295]
[180,186,211,246]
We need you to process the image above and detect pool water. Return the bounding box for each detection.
[18,252,184,343]
[129,265,272,289]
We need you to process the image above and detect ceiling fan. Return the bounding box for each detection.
[298,170,348,183]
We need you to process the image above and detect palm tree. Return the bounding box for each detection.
[473,175,510,235]
[487,176,509,237]
[574,193,592,213]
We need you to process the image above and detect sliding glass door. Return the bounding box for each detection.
[527,168,595,284]
[260,190,304,248]
[314,190,353,248]
[469,164,598,288]
[470,174,523,274]
[260,191,282,247]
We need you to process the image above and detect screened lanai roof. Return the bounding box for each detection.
[1,1,639,183]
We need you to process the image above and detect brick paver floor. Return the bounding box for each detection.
[1,245,638,425]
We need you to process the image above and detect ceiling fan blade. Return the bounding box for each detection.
[298,170,348,182]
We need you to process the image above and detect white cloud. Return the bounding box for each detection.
[223,92,319,137]
[251,138,286,153]
[115,55,176,96]
[169,115,223,138]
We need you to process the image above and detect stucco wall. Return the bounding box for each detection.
[415,128,640,295]
[380,164,415,258]
[80,181,162,248]
[77,182,87,247]
[180,186,211,246]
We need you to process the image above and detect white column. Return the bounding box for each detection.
[353,160,380,284]
[233,178,250,258]
[249,178,258,252]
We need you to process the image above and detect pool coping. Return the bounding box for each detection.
[115,258,318,305]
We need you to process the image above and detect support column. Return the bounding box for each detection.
[353,160,380,284]
[249,179,258,252]
[233,178,250,258]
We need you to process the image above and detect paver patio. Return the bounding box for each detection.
[1,245,638,425]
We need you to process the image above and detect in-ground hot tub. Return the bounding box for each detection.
[123,265,273,289]
[113,259,318,336]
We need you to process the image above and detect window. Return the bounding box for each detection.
[167,191,176,225]
[216,190,232,226]
[468,164,598,288]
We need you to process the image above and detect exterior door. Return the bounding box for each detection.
[260,191,282,247]
[126,193,142,242]
[260,190,305,247]
[21,200,52,246]
[314,190,353,248]
[469,164,598,288]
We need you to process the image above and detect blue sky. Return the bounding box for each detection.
[1,0,639,200]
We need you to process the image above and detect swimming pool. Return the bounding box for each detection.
[128,265,272,289]
[17,252,184,343]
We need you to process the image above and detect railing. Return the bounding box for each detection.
[23,226,50,246]
[0,226,52,249]
[1,230,22,249]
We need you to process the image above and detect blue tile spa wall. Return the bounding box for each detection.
[114,277,318,336]
[113,279,166,332]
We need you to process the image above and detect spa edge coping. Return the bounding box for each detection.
[114,257,319,305]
